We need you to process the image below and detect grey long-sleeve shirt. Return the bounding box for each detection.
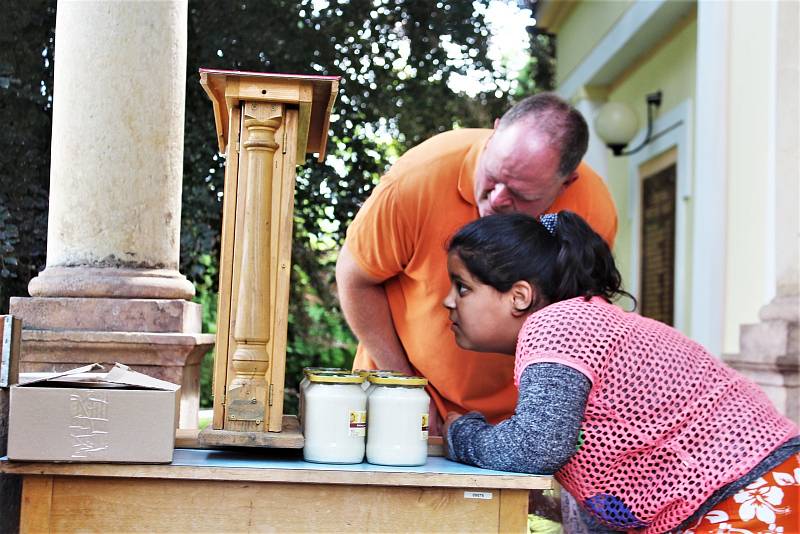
[447,363,590,473]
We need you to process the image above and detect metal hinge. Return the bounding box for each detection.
[268,384,274,406]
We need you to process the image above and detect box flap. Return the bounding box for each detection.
[18,363,104,386]
[104,363,180,391]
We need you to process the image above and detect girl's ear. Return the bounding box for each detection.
[510,280,534,317]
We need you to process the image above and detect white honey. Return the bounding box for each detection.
[366,376,430,466]
[303,373,367,464]
[298,367,346,431]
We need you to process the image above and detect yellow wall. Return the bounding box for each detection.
[723,1,773,353]
[605,17,697,328]
[555,0,633,87]
[556,1,776,354]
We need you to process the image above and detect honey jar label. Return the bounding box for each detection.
[421,413,429,440]
[348,410,367,437]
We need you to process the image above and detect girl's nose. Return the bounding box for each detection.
[443,287,455,309]
[489,183,512,209]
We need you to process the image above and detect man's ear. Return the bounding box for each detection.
[510,280,534,317]
[493,117,500,129]
[560,171,579,192]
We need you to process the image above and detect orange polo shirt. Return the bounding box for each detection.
[345,128,617,423]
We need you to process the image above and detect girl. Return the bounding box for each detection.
[443,211,799,534]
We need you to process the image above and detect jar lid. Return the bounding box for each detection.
[368,375,428,386]
[303,367,346,376]
[308,373,365,384]
[353,369,406,377]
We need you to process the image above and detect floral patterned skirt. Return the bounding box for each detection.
[687,453,800,534]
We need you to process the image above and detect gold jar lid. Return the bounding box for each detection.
[307,373,365,384]
[303,367,346,376]
[367,375,427,387]
[365,370,406,377]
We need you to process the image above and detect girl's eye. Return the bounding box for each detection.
[456,281,470,297]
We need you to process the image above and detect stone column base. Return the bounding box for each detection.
[724,293,799,423]
[28,267,195,300]
[10,296,215,429]
[18,330,215,429]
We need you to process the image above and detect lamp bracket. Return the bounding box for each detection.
[612,90,663,157]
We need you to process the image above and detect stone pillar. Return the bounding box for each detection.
[725,0,799,423]
[30,0,192,299]
[10,0,214,428]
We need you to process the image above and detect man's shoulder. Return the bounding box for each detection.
[390,129,490,178]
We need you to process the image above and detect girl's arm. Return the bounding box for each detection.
[446,362,591,474]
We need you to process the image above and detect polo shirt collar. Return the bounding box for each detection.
[458,130,492,206]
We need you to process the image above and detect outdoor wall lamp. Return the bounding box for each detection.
[595,91,663,156]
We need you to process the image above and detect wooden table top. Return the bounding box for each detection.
[0,448,552,490]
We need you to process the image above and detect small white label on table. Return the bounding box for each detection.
[463,491,493,500]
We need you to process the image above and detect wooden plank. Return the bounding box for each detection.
[198,415,302,449]
[309,78,339,161]
[0,460,551,491]
[174,428,201,448]
[498,489,529,534]
[267,108,299,432]
[199,71,228,153]
[20,476,52,534]
[212,105,243,430]
[1,315,21,452]
[294,101,312,162]
[177,428,447,456]
[44,477,505,533]
[230,78,314,106]
[1,315,22,534]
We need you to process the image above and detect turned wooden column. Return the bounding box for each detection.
[226,106,282,431]
[198,69,338,445]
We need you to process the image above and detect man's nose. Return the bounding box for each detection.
[489,183,512,209]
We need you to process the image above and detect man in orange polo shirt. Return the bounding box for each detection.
[336,93,617,435]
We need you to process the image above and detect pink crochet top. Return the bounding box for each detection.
[513,297,798,533]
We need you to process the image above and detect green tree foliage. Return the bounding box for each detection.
[183,0,520,410]
[1,1,553,412]
[514,30,556,97]
[0,0,55,311]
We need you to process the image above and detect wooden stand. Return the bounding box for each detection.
[197,69,339,448]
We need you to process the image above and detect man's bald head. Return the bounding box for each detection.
[497,93,589,179]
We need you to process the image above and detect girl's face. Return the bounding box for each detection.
[443,252,527,355]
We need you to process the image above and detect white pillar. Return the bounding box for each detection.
[771,0,799,298]
[690,0,730,355]
[29,0,193,299]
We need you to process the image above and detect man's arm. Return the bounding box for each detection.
[336,244,443,435]
[335,243,414,375]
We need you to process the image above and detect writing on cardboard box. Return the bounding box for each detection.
[69,390,110,458]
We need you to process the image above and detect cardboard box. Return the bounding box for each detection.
[8,363,180,463]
